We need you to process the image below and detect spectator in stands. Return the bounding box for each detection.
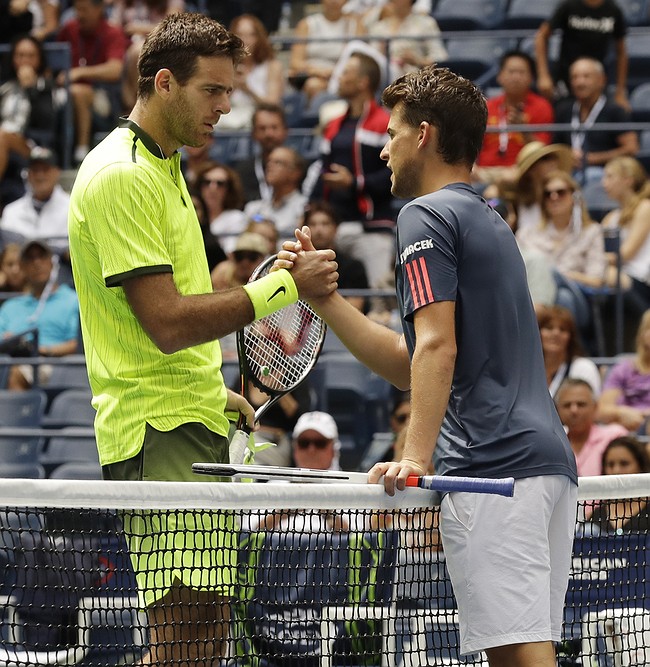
[366,0,446,79]
[196,161,247,253]
[516,170,606,328]
[598,309,650,434]
[210,231,267,291]
[534,0,629,109]
[588,435,649,533]
[553,57,638,183]
[481,186,558,309]
[233,103,288,203]
[0,147,70,251]
[189,192,226,272]
[0,239,79,390]
[57,0,128,164]
[243,146,307,240]
[601,157,650,321]
[0,0,34,44]
[537,305,602,398]
[245,215,279,254]
[29,0,60,42]
[555,378,627,476]
[110,0,184,112]
[0,35,57,185]
[0,243,26,293]
[303,200,368,312]
[474,51,555,187]
[218,14,284,130]
[309,51,394,288]
[504,141,574,231]
[288,0,364,102]
[291,411,341,471]
[180,138,215,191]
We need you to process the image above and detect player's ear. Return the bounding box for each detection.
[154,68,174,97]
[418,121,436,150]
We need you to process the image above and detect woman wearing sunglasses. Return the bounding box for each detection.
[516,170,607,337]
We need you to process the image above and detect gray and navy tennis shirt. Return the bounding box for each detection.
[395,182,578,484]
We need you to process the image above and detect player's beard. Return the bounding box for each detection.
[391,156,422,199]
[164,87,204,149]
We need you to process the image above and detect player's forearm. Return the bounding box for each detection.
[401,333,455,470]
[311,291,410,388]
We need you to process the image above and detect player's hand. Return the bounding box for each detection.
[368,458,427,497]
[274,227,338,299]
[225,388,258,431]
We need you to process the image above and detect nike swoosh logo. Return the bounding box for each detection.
[267,285,286,302]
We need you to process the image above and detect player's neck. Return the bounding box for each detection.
[422,163,472,196]
[128,101,178,158]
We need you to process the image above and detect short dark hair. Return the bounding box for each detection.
[499,50,536,78]
[303,200,340,227]
[382,66,487,168]
[252,102,287,128]
[350,52,381,94]
[137,12,247,100]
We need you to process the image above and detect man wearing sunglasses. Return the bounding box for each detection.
[291,411,341,471]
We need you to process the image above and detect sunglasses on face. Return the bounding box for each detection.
[295,437,331,450]
[543,187,571,199]
[201,178,229,188]
[233,251,262,262]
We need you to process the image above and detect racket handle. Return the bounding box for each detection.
[229,429,250,465]
[406,474,515,497]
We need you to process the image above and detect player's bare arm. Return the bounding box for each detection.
[369,300,456,495]
[122,249,337,354]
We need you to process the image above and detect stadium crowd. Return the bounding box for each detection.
[0,0,649,476]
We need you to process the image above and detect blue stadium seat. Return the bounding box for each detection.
[582,180,618,222]
[0,389,47,464]
[40,388,94,428]
[625,33,650,90]
[618,0,650,26]
[0,463,45,479]
[49,461,102,479]
[629,82,650,121]
[433,0,508,30]
[40,427,98,475]
[502,0,560,29]
[440,37,518,88]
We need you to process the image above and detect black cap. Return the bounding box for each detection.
[20,239,53,260]
[28,146,58,167]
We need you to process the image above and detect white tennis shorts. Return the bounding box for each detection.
[439,474,577,656]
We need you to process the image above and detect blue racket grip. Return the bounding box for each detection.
[406,474,515,497]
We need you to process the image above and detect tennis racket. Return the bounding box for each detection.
[229,254,327,464]
[193,462,515,497]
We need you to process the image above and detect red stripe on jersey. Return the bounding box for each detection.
[405,261,422,308]
[417,256,434,303]
[406,257,435,308]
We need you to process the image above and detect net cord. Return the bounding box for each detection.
[0,474,646,510]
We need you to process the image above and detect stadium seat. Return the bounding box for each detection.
[582,180,618,222]
[440,37,518,88]
[0,389,48,464]
[40,388,95,428]
[629,82,650,121]
[40,428,98,475]
[433,0,509,30]
[502,0,560,29]
[0,462,45,479]
[49,461,102,480]
[618,0,650,26]
[625,33,650,90]
[209,131,252,165]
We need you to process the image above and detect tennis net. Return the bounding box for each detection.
[0,474,646,666]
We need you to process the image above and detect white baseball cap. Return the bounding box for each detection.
[292,411,339,440]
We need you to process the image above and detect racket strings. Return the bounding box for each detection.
[244,301,323,392]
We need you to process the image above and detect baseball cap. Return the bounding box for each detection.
[292,412,339,440]
[20,239,52,260]
[233,232,268,256]
[28,146,58,168]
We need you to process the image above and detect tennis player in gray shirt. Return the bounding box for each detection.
[277,65,578,667]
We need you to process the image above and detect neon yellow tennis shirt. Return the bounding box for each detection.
[68,119,230,465]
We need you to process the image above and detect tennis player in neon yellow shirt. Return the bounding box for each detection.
[68,12,338,666]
